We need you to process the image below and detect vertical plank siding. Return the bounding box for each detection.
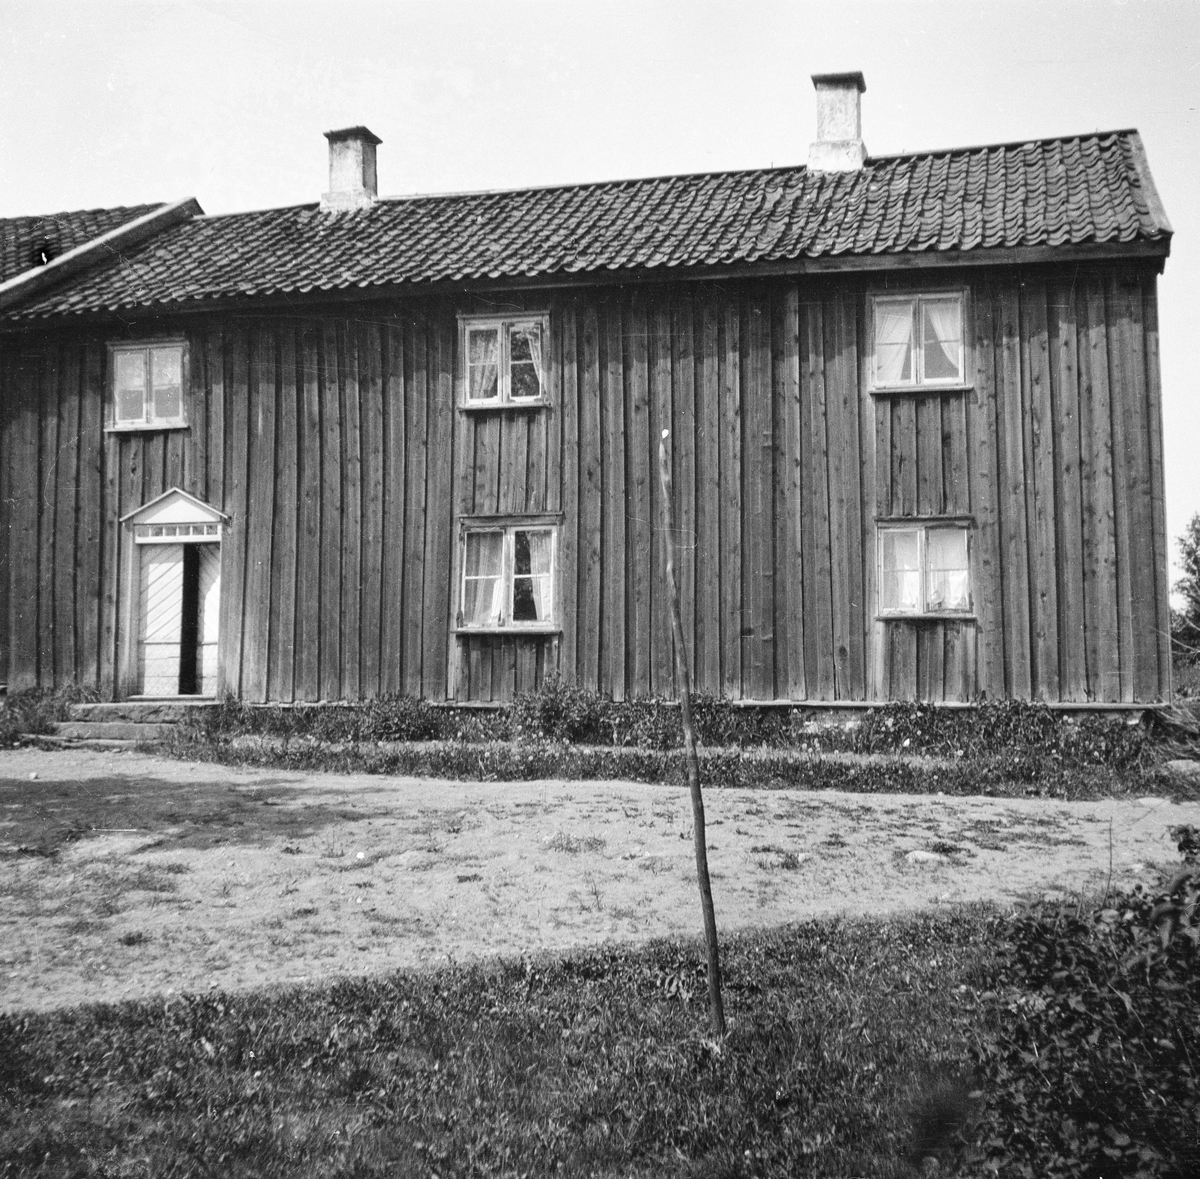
[0,266,1171,704]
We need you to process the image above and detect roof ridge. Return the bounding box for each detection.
[376,164,806,205]
[865,128,1140,163]
[180,130,1144,222]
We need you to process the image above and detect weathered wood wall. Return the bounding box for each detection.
[0,265,1171,704]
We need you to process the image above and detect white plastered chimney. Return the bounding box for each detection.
[321,126,382,211]
[808,73,867,173]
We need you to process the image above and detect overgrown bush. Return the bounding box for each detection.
[855,700,1153,769]
[970,825,1200,1177]
[509,675,605,744]
[154,681,1200,799]
[184,694,502,745]
[178,687,1174,768]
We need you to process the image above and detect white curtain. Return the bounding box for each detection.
[923,301,961,379]
[468,328,500,400]
[926,528,969,609]
[522,324,544,394]
[881,530,920,610]
[527,531,553,620]
[874,304,914,384]
[463,533,504,624]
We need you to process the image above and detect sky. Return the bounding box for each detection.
[2,0,1197,591]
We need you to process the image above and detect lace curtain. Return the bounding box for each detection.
[922,301,961,380]
[526,530,553,621]
[468,328,500,400]
[875,304,914,384]
[522,325,544,391]
[463,533,504,624]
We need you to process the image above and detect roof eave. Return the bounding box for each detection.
[0,237,1170,329]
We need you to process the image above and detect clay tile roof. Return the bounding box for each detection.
[3,130,1169,320]
[0,204,163,284]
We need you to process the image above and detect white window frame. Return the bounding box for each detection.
[108,340,188,430]
[876,521,972,618]
[457,522,558,632]
[458,313,550,408]
[870,292,966,391]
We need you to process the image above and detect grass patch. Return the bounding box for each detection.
[0,910,999,1177]
[158,732,1199,802]
[4,822,1197,1177]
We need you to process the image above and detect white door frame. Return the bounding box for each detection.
[117,488,228,699]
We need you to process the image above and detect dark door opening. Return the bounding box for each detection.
[178,545,201,695]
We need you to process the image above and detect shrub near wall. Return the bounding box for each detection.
[161,684,1198,800]
[191,682,1156,758]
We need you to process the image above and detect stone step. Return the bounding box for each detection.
[51,721,174,741]
[67,700,219,724]
[25,734,142,750]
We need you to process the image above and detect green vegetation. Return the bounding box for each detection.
[0,688,96,747]
[0,909,997,1178]
[4,838,1197,1177]
[160,688,1198,801]
[971,824,1200,1178]
[1171,511,1200,673]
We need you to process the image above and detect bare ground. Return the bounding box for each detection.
[2,747,1195,1015]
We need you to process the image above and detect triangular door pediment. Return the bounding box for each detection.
[120,487,228,527]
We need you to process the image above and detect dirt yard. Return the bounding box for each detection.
[2,747,1195,1015]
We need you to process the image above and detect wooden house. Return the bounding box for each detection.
[0,75,1175,707]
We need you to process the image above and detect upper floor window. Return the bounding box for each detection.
[460,524,556,629]
[872,293,964,389]
[462,316,548,406]
[110,341,186,428]
[878,523,970,616]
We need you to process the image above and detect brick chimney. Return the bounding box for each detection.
[321,126,381,211]
[808,73,867,173]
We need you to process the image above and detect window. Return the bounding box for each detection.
[110,342,186,427]
[462,316,547,405]
[872,294,964,389]
[460,525,556,629]
[878,524,970,615]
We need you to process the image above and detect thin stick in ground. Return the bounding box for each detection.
[657,427,726,1037]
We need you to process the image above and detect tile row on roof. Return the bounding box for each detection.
[0,204,163,285]
[2,131,1171,320]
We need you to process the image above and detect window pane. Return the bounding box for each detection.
[465,532,503,578]
[921,299,962,382]
[114,350,146,421]
[151,347,183,419]
[464,577,503,625]
[874,302,913,385]
[926,528,969,610]
[880,529,920,611]
[512,529,553,622]
[509,323,543,399]
[467,327,500,400]
[463,532,504,625]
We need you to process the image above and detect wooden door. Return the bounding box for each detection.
[196,543,221,694]
[137,542,221,696]
[138,544,185,695]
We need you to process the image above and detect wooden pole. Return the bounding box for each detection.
[658,428,726,1037]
